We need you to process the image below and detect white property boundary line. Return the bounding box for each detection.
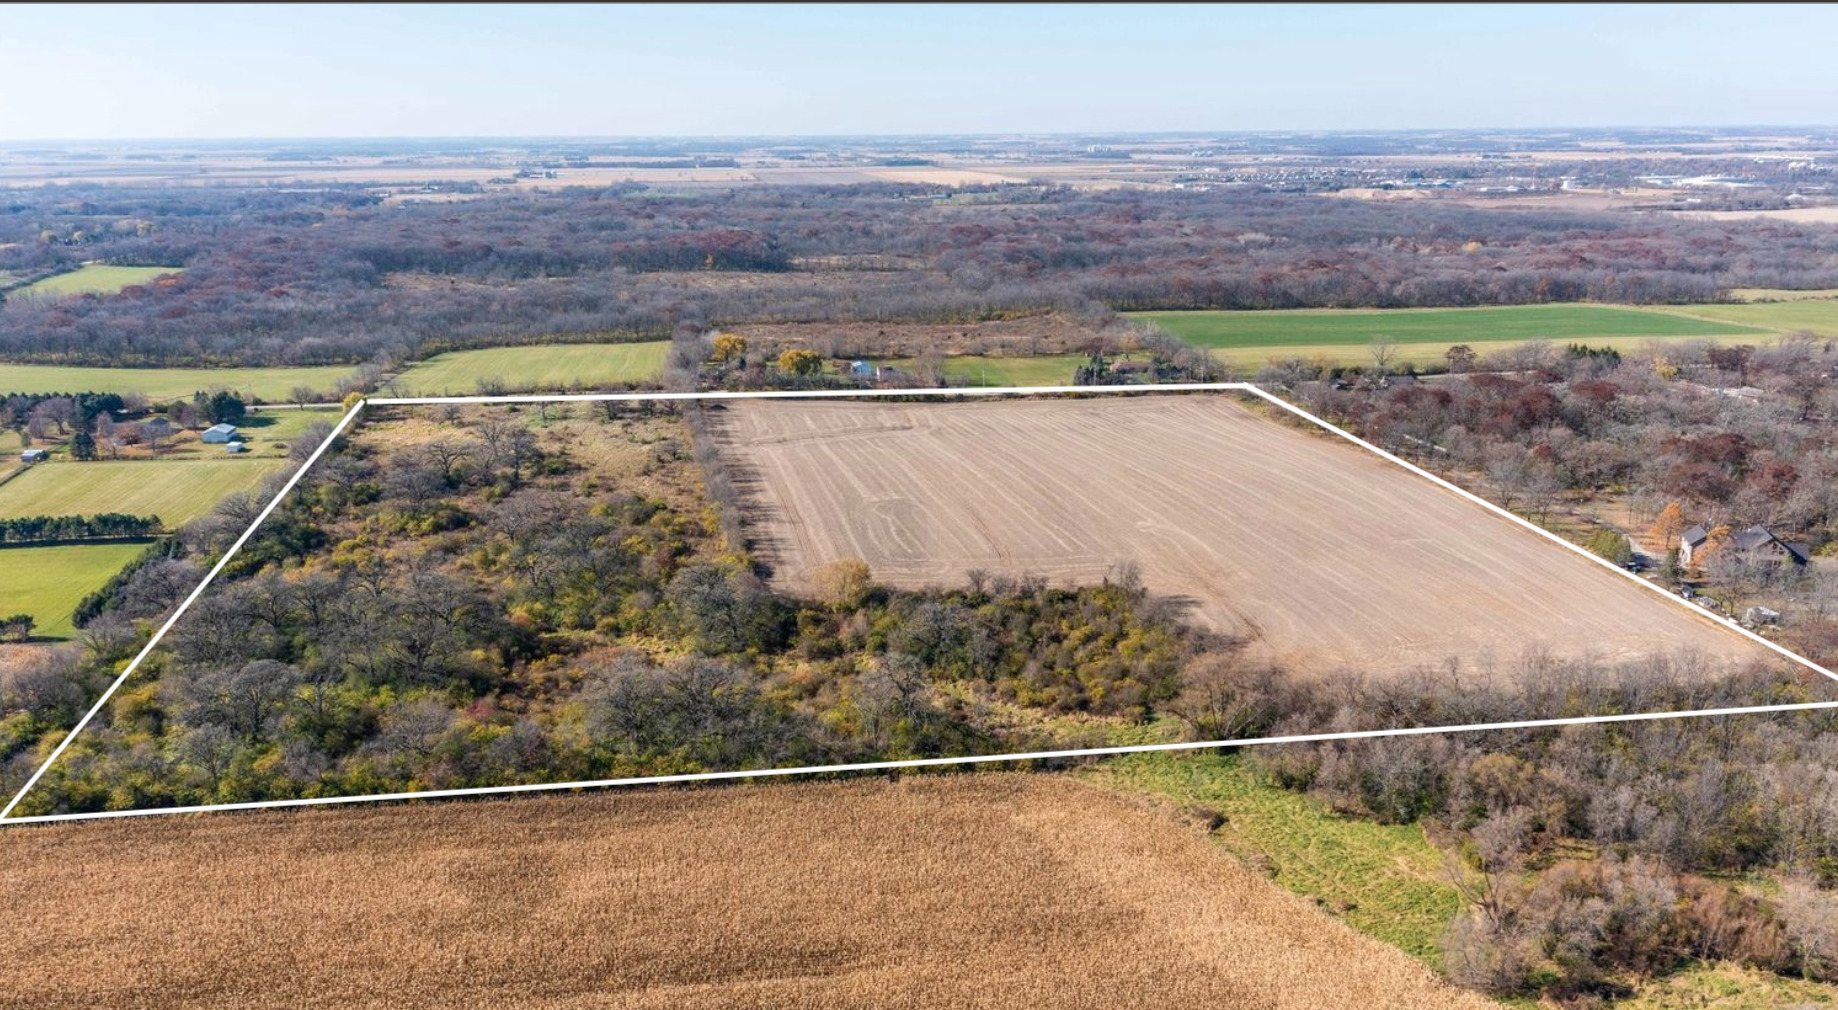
[3,381,1834,826]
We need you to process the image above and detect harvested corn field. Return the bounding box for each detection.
[0,775,1489,1010]
[715,393,1769,676]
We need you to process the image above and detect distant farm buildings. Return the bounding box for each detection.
[20,448,47,463]
[201,423,239,444]
[223,442,250,454]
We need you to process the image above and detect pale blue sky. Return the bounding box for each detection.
[2,4,1834,139]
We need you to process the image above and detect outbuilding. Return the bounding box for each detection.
[201,423,239,444]
[20,448,47,463]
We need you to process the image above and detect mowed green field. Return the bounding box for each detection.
[395,342,669,394]
[1133,303,1774,369]
[1093,752,1460,963]
[1658,299,1838,335]
[14,264,183,298]
[0,541,149,638]
[0,363,353,402]
[0,458,287,527]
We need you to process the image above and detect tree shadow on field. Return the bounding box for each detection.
[695,404,786,580]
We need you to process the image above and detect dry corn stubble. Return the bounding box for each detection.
[0,774,1489,1009]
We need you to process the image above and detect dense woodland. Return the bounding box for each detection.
[5,183,1838,368]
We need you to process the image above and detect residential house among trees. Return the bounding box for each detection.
[1681,523,1809,568]
[1730,524,1810,567]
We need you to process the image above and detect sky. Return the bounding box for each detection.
[3,3,1836,140]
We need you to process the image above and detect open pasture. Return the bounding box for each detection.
[0,541,147,639]
[0,775,1488,1010]
[0,458,286,528]
[394,342,669,395]
[718,394,1770,676]
[1134,304,1767,368]
[1656,299,1838,336]
[0,363,352,402]
[12,264,182,299]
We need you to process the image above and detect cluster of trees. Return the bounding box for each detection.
[0,513,160,544]
[6,405,1204,814]
[1128,644,1838,999]
[2,391,125,445]
[1166,655,1838,1000]
[5,182,1837,369]
[1273,336,1838,662]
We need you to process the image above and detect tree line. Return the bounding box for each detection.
[5,182,1837,369]
[0,513,161,545]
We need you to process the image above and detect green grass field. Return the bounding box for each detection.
[0,363,354,402]
[1092,752,1838,1007]
[395,342,670,394]
[1133,303,1774,370]
[234,407,345,457]
[0,458,286,527]
[1655,299,1838,336]
[14,264,183,299]
[1091,752,1461,963]
[876,353,1086,387]
[0,541,149,638]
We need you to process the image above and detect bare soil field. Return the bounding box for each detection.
[717,394,1771,676]
[0,775,1488,1010]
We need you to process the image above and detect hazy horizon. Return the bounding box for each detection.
[4,4,1836,141]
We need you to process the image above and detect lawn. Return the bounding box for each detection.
[0,541,149,638]
[0,363,354,402]
[1089,751,1462,964]
[13,264,183,299]
[394,342,670,394]
[0,458,287,527]
[233,407,346,458]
